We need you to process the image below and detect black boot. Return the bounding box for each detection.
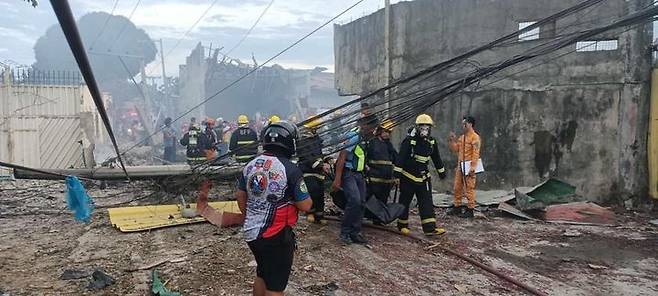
[460,208,474,218]
[447,207,463,216]
[350,233,369,245]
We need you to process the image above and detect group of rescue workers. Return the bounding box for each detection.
[174,114,266,165]
[229,111,482,296]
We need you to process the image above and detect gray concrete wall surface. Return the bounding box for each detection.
[178,43,207,122]
[334,0,653,202]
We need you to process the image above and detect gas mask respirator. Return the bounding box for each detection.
[418,125,431,137]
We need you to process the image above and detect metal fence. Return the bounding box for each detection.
[7,68,83,86]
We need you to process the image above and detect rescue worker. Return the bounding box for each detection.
[298,116,330,224]
[203,118,219,160]
[162,117,177,164]
[236,121,312,296]
[268,115,281,124]
[179,124,210,165]
[332,126,368,245]
[230,114,259,163]
[448,116,481,218]
[214,117,227,155]
[394,114,447,236]
[366,119,398,224]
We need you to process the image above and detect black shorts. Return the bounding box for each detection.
[247,226,296,292]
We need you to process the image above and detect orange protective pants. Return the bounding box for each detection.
[453,169,476,209]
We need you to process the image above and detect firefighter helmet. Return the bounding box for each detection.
[238,114,249,125]
[268,115,281,124]
[379,119,395,131]
[415,114,434,126]
[303,116,321,129]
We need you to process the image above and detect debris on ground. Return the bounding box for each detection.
[544,202,616,225]
[59,269,89,280]
[301,282,339,295]
[454,284,469,293]
[106,200,241,232]
[649,219,658,226]
[497,202,537,220]
[151,269,181,296]
[1,180,657,295]
[587,264,608,270]
[515,178,577,211]
[563,230,582,237]
[86,269,114,290]
[433,189,516,207]
[126,257,187,272]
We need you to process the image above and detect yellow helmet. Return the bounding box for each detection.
[380,119,395,131]
[238,114,249,124]
[415,114,434,126]
[304,116,321,129]
[269,115,281,124]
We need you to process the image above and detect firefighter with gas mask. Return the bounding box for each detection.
[394,114,447,236]
[180,124,210,165]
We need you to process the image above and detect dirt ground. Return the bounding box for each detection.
[1,180,657,296]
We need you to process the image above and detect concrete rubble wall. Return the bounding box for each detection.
[334,0,653,202]
[178,43,207,121]
[178,44,347,122]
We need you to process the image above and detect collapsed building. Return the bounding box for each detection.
[178,43,345,122]
[334,0,653,203]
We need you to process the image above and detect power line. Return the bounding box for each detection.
[109,0,142,51]
[88,0,120,50]
[50,0,130,180]
[145,0,220,75]
[119,0,369,156]
[224,0,276,57]
[145,0,658,193]
[294,0,609,131]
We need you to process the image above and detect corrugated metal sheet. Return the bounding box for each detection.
[0,116,83,169]
[0,116,40,168]
[0,84,81,117]
[39,117,83,168]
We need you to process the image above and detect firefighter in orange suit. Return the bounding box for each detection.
[447,115,481,218]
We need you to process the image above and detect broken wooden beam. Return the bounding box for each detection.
[12,164,242,181]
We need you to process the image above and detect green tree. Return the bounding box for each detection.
[33,12,156,91]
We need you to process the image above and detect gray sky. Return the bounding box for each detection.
[1,0,401,77]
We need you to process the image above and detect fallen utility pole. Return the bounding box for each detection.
[49,0,130,179]
[12,165,242,181]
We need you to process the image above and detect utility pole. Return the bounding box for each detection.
[158,39,168,94]
[157,38,170,124]
[384,0,392,115]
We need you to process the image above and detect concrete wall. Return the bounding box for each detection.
[334,0,653,202]
[178,43,207,122]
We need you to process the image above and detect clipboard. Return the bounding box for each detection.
[459,159,484,174]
